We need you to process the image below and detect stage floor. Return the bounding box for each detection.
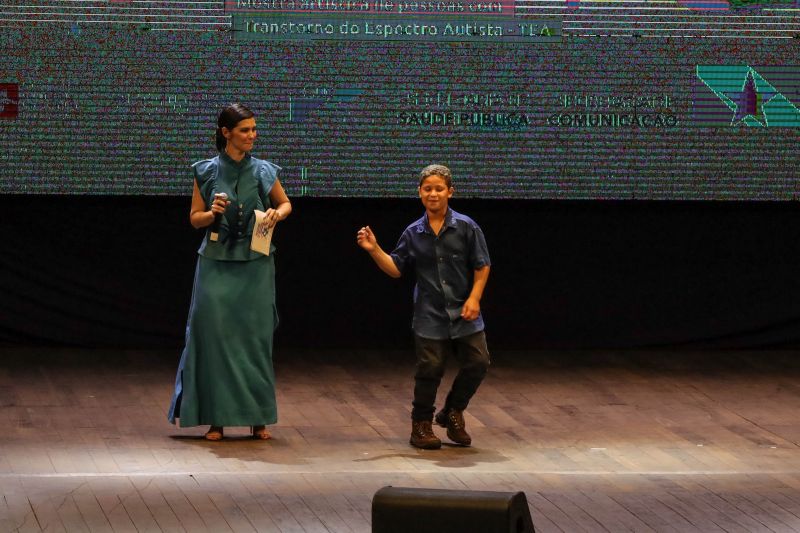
[2,347,800,532]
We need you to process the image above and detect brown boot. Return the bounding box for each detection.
[410,420,442,449]
[435,408,471,446]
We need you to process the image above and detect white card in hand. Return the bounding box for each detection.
[250,210,273,256]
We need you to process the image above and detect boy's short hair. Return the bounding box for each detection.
[418,164,453,188]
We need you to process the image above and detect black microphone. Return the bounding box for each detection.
[209,192,228,242]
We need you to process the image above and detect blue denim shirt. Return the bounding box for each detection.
[391,208,491,340]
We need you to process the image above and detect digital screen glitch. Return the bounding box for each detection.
[0,0,798,198]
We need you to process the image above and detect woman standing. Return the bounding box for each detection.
[168,103,291,441]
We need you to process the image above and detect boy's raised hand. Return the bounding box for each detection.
[357,226,403,278]
[357,226,378,252]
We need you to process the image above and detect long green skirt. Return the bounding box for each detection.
[168,254,278,427]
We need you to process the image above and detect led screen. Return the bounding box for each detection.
[0,0,798,198]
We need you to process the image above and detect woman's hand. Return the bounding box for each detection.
[191,182,228,229]
[263,208,282,228]
[210,193,229,215]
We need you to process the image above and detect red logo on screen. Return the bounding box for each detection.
[0,84,19,119]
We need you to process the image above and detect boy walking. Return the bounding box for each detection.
[357,164,491,449]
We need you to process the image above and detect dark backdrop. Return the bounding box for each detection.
[2,196,799,351]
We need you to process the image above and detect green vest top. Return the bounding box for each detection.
[194,152,281,261]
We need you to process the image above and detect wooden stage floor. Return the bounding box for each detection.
[2,347,800,532]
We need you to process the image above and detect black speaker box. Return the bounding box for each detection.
[371,486,536,533]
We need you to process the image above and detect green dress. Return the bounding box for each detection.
[168,152,280,427]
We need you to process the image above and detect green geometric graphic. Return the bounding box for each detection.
[696,65,800,127]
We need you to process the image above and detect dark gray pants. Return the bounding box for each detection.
[412,331,490,422]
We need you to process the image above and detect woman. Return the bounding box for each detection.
[168,103,291,441]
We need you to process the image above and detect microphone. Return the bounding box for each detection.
[209,192,228,242]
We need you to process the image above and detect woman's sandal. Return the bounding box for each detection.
[204,426,224,441]
[252,425,271,440]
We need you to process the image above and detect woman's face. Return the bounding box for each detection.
[223,117,257,154]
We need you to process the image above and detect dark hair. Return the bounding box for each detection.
[215,103,255,152]
[418,164,452,188]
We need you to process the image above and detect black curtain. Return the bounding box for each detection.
[2,196,799,350]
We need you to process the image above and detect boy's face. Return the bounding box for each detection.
[418,174,453,214]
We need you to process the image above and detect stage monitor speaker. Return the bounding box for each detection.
[371,486,536,533]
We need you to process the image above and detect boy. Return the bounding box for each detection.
[356,164,491,449]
